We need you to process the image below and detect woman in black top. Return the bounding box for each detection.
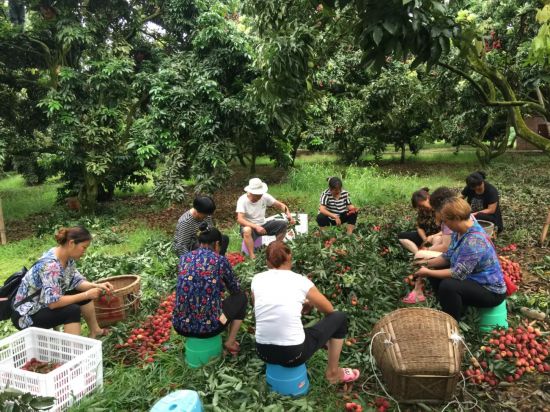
[461,171,503,233]
[398,188,441,254]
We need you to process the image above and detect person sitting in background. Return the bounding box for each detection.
[398,188,442,254]
[174,195,229,257]
[316,177,358,235]
[236,178,295,259]
[462,171,503,233]
[399,188,448,304]
[416,186,458,256]
[12,227,113,338]
[413,197,506,321]
[173,223,247,354]
[252,241,360,384]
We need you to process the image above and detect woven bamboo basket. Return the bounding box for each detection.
[93,275,141,327]
[371,308,464,403]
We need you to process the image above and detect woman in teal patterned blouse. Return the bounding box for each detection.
[12,227,113,337]
[414,197,506,321]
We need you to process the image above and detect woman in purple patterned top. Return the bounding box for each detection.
[173,224,247,354]
[12,227,113,337]
[414,198,505,321]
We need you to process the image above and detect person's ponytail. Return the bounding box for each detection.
[197,222,222,245]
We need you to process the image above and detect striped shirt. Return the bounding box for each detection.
[319,189,351,215]
[173,211,214,257]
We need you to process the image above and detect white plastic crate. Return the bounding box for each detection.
[0,327,103,411]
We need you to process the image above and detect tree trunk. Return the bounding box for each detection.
[236,153,247,168]
[291,140,301,166]
[400,143,406,163]
[97,182,115,202]
[79,172,98,213]
[464,50,550,153]
[250,148,257,174]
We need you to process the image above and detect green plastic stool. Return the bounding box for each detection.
[479,300,508,332]
[185,335,222,368]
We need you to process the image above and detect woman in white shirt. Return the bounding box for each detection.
[251,241,360,384]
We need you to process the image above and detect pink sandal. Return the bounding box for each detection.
[402,290,426,304]
[341,368,361,383]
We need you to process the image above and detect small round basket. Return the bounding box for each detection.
[93,275,141,327]
[371,308,464,404]
[477,220,495,237]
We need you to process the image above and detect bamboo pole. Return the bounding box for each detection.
[541,209,550,246]
[0,198,6,245]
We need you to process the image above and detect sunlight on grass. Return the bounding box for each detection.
[0,225,166,283]
[0,236,52,280]
[270,162,463,214]
[0,174,59,222]
[92,225,166,256]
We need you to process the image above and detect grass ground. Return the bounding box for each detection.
[0,174,59,222]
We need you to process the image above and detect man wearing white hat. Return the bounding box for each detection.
[236,178,295,259]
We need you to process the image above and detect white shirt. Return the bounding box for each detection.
[251,269,314,346]
[236,193,276,225]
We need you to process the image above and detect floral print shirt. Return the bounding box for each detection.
[416,208,439,236]
[14,248,85,329]
[173,248,241,337]
[442,221,506,294]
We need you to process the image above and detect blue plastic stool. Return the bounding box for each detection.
[479,300,508,332]
[241,237,263,256]
[266,363,310,397]
[150,390,203,412]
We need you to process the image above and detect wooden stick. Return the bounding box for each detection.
[0,198,6,245]
[541,209,550,246]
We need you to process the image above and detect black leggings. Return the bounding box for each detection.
[397,230,423,247]
[176,291,248,338]
[11,290,91,330]
[256,311,347,366]
[428,278,506,321]
[317,212,357,227]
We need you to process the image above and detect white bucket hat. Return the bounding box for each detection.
[244,178,268,195]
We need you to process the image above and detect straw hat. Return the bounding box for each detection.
[244,178,268,195]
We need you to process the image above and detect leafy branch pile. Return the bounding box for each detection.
[65,211,548,411]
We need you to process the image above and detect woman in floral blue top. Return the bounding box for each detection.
[173,224,247,354]
[414,197,506,321]
[12,227,114,337]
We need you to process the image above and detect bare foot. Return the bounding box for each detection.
[325,369,342,384]
[89,328,109,339]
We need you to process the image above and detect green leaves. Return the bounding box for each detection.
[0,388,55,412]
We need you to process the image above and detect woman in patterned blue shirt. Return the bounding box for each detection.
[173,224,247,354]
[12,227,113,337]
[414,197,506,321]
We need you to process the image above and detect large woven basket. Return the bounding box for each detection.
[371,308,463,403]
[93,275,141,327]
